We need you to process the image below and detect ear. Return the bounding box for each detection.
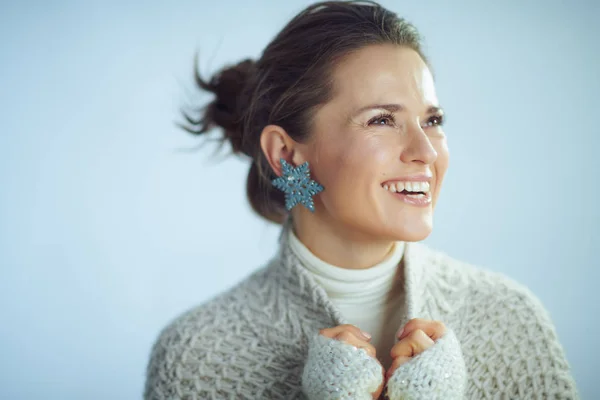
[259,124,307,176]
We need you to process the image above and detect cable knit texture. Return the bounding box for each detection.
[384,328,467,399]
[144,217,580,399]
[302,334,384,399]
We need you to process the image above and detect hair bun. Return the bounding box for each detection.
[185,57,256,156]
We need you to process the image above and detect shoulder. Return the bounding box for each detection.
[413,244,578,396]
[143,260,280,399]
[413,242,548,315]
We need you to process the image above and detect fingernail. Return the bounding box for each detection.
[360,330,372,340]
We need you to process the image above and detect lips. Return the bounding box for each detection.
[382,179,433,206]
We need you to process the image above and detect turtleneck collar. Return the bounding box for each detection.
[286,220,406,306]
[276,214,434,328]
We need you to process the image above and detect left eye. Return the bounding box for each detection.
[425,114,445,127]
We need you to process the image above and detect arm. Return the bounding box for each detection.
[144,326,193,400]
[144,323,221,400]
[496,288,579,399]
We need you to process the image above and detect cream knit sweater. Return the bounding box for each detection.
[287,226,406,371]
[144,218,579,399]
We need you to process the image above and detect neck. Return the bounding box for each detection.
[291,208,396,270]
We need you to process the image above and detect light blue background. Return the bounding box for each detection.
[1,1,598,398]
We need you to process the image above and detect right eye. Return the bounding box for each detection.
[368,112,395,126]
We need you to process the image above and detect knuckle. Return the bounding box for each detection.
[319,328,333,337]
[410,317,426,326]
[347,325,366,337]
[408,328,425,339]
[390,344,401,358]
[340,324,359,335]
[418,334,435,349]
[408,330,432,354]
[408,338,420,354]
[337,331,354,342]
[404,318,420,330]
[433,320,446,332]
[365,344,376,357]
[403,317,427,333]
[416,328,434,342]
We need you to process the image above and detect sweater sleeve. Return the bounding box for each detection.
[143,324,199,400]
[492,286,580,399]
[384,327,467,400]
[301,333,384,400]
[143,318,230,400]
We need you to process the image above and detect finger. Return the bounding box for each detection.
[386,355,412,381]
[390,328,435,360]
[397,318,447,341]
[319,324,372,341]
[334,330,377,359]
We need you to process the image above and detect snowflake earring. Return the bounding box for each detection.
[271,158,324,212]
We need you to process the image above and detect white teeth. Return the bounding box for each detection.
[383,181,430,193]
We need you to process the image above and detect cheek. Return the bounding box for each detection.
[434,139,450,192]
[343,141,388,169]
[313,136,389,192]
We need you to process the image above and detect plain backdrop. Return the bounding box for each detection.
[1,0,598,398]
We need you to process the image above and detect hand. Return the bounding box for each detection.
[319,325,384,399]
[319,324,377,358]
[386,318,447,381]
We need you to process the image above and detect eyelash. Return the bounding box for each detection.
[367,112,445,128]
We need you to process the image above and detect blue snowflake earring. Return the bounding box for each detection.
[271,158,324,212]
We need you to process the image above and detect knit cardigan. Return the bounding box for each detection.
[144,219,579,399]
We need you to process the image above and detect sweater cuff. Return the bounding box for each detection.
[385,328,467,400]
[301,333,384,400]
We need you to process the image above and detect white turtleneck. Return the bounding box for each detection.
[287,228,407,369]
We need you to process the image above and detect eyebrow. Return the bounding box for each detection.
[353,103,444,115]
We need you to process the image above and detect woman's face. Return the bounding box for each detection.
[304,44,449,242]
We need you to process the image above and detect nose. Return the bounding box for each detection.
[399,122,438,165]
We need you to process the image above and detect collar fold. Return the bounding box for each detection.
[274,215,436,332]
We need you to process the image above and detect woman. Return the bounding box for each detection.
[144,1,579,398]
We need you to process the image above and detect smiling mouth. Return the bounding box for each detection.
[382,181,430,195]
[381,181,432,206]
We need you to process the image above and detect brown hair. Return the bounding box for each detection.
[179,0,429,224]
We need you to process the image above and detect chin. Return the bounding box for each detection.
[401,230,431,242]
[387,216,433,242]
[396,227,431,242]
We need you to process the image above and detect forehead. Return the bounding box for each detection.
[329,44,438,110]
